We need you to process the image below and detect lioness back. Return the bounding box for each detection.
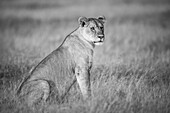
[17,16,106,106]
[29,46,75,84]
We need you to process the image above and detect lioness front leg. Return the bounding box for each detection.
[75,66,91,99]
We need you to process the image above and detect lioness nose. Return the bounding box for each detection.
[98,35,104,39]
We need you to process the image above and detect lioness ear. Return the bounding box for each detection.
[78,17,88,27]
[98,16,106,23]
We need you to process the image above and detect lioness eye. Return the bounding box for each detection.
[100,27,103,30]
[90,27,95,31]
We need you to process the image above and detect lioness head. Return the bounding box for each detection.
[78,16,106,45]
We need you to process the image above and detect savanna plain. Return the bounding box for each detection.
[0,0,170,113]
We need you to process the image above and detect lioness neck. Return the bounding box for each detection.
[64,27,95,50]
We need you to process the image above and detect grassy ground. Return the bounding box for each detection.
[1,0,170,113]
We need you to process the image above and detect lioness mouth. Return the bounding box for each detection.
[94,39,104,43]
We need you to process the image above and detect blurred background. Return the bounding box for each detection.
[0,0,170,63]
[0,0,170,113]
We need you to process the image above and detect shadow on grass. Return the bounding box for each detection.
[0,63,32,113]
[0,63,31,88]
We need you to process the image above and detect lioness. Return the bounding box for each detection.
[17,16,106,105]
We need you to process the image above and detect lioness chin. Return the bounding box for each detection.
[17,16,106,105]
